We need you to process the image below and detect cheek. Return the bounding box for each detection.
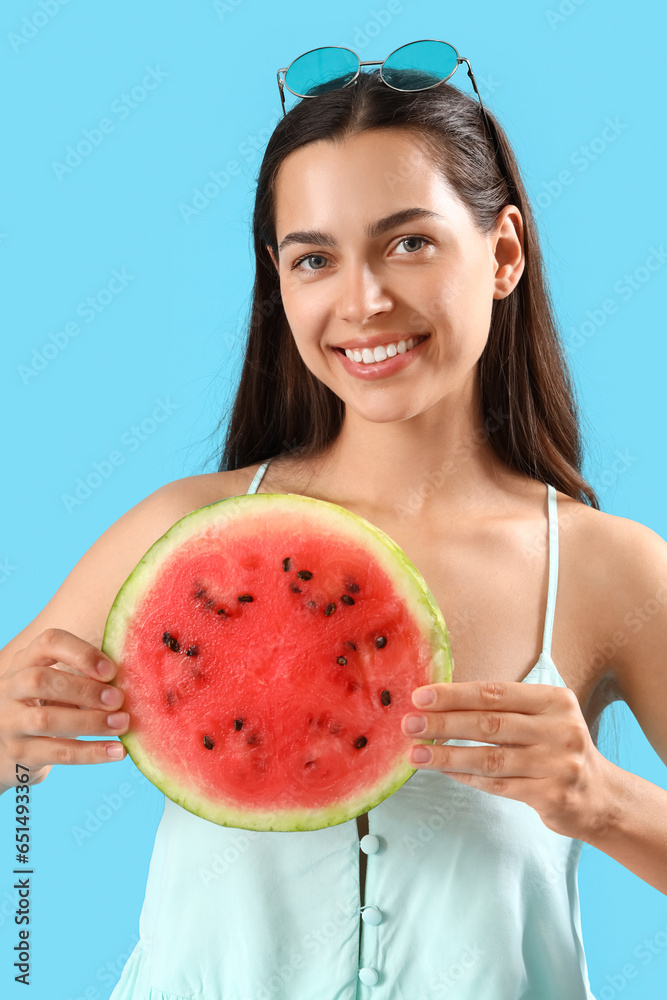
[422,261,493,344]
[280,288,323,335]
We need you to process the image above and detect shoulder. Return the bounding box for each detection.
[151,466,260,514]
[554,488,667,579]
[555,490,667,702]
[0,466,261,668]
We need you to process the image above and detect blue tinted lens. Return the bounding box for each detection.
[382,40,459,91]
[285,47,359,97]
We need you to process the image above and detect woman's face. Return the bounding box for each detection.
[268,129,524,424]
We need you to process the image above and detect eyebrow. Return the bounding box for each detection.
[277,207,445,254]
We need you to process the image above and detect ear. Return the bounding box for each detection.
[491,206,525,300]
[266,244,279,274]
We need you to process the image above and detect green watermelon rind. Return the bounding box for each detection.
[102,491,453,832]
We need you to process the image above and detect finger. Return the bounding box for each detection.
[412,680,573,715]
[402,709,547,745]
[437,770,542,803]
[409,742,545,779]
[16,703,130,740]
[8,736,127,768]
[10,664,125,712]
[13,628,117,681]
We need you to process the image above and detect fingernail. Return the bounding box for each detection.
[404,715,426,734]
[107,744,125,759]
[411,746,432,763]
[413,688,435,706]
[97,659,115,680]
[100,687,123,707]
[107,712,129,730]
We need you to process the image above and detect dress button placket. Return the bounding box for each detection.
[360,834,380,855]
[361,905,382,926]
[358,833,382,987]
[358,966,379,986]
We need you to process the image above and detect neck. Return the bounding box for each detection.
[304,373,511,523]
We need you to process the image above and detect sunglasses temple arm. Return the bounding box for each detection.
[460,58,501,156]
[277,71,287,117]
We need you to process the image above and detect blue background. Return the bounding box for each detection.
[1,1,666,998]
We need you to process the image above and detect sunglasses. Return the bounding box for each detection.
[276,38,495,147]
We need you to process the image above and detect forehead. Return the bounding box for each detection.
[272,130,465,235]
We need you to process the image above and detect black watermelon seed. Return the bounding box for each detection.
[324,603,336,616]
[185,646,198,657]
[289,583,302,594]
[297,570,313,581]
[345,641,357,651]
[194,589,205,598]
[217,607,228,615]
[336,656,347,666]
[380,690,391,706]
[238,594,253,602]
[166,690,177,705]
[234,718,244,731]
[282,557,292,572]
[246,733,261,746]
[346,582,360,593]
[354,736,368,749]
[203,735,215,750]
[340,594,355,605]
[162,632,180,653]
[375,636,387,649]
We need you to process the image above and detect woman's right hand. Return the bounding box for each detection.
[0,627,129,790]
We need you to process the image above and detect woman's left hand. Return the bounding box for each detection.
[402,681,615,842]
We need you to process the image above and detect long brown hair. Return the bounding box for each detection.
[213,70,599,508]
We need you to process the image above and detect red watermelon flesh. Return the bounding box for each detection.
[102,492,452,831]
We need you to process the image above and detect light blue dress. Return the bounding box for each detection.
[110,460,597,1000]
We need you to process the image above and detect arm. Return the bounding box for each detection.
[402,509,667,895]
[0,472,244,793]
[583,517,667,894]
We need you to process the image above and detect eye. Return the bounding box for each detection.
[289,235,432,274]
[395,236,431,254]
[290,253,328,272]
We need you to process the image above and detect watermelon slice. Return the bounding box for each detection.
[102,492,453,831]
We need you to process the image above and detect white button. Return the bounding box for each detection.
[360,834,380,854]
[361,905,382,926]
[358,967,379,986]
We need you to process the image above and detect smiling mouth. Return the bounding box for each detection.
[334,335,429,364]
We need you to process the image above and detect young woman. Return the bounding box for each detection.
[1,42,666,1000]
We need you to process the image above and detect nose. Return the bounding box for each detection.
[334,261,394,325]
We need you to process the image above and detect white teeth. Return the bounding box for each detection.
[344,336,423,364]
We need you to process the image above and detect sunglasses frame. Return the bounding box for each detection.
[276,39,495,145]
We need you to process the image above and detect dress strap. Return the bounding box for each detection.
[541,484,560,656]
[246,459,273,495]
